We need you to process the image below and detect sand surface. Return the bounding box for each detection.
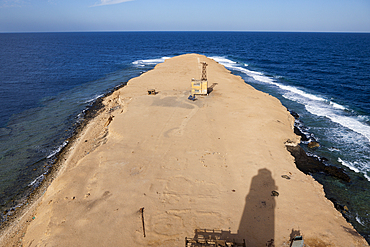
[3,54,368,246]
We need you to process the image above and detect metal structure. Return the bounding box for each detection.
[185,229,246,247]
[201,62,208,81]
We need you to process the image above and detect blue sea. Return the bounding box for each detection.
[0,32,369,241]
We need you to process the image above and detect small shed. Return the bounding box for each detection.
[191,79,208,95]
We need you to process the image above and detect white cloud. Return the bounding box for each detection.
[92,0,133,7]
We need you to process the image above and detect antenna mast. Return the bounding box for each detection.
[201,62,208,81]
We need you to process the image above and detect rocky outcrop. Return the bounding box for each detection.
[294,126,309,142]
[307,141,320,149]
[286,145,351,183]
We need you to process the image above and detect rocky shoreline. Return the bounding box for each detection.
[1,54,368,246]
[0,82,128,244]
[286,111,370,243]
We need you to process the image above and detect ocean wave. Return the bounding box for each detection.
[356,214,366,226]
[328,147,340,152]
[28,139,70,188]
[338,158,370,182]
[28,174,45,187]
[358,115,370,123]
[330,101,347,110]
[210,56,272,83]
[212,56,370,143]
[84,94,104,104]
[210,56,237,66]
[47,140,68,159]
[132,57,171,66]
[302,102,370,141]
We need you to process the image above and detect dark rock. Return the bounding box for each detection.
[324,165,351,182]
[308,141,320,149]
[271,191,279,197]
[286,145,322,174]
[329,197,350,215]
[320,157,329,162]
[294,126,309,142]
[290,110,300,119]
[286,145,351,182]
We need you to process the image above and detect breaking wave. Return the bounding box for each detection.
[210,56,370,143]
[132,57,171,66]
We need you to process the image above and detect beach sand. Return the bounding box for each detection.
[2,54,368,246]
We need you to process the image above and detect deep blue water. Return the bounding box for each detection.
[0,32,369,241]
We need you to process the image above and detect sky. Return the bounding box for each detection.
[0,0,369,32]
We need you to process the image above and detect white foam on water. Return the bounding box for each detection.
[356,214,365,226]
[330,101,347,110]
[132,57,171,66]
[211,56,370,143]
[338,158,361,173]
[358,115,370,122]
[47,140,68,159]
[303,102,370,142]
[211,56,274,84]
[338,158,370,182]
[210,56,237,66]
[29,174,45,187]
[329,115,370,141]
[328,147,340,152]
[84,94,105,104]
[281,85,326,102]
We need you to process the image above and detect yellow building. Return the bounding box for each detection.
[191,79,208,95]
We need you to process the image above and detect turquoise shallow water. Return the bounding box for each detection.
[0,32,369,242]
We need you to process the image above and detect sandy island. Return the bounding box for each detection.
[1,54,368,246]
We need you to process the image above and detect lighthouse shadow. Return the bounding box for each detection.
[237,168,276,246]
[186,168,276,247]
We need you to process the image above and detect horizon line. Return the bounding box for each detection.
[1,30,370,34]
